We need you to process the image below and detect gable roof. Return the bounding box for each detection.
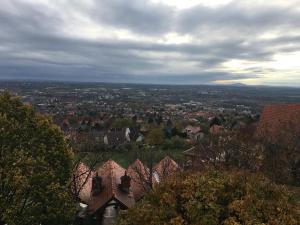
[255,104,300,144]
[127,159,150,201]
[76,157,181,214]
[88,160,135,214]
[154,156,180,180]
[73,162,93,204]
[183,145,217,161]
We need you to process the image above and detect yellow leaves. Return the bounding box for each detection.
[117,171,299,225]
[160,192,177,208]
[224,217,241,225]
[168,216,185,225]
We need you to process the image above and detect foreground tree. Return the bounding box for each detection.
[0,92,75,225]
[117,170,299,225]
[260,117,300,186]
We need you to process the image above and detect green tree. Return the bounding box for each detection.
[111,118,134,129]
[0,92,75,225]
[117,170,299,225]
[146,127,164,146]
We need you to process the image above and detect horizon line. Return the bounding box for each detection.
[0,78,300,89]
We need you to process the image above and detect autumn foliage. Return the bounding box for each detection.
[0,92,75,225]
[117,170,299,225]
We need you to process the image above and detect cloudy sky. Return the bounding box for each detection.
[0,0,300,86]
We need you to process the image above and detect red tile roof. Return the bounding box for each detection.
[73,162,93,203]
[76,157,180,214]
[255,104,300,144]
[88,160,135,213]
[154,156,180,180]
[127,159,150,201]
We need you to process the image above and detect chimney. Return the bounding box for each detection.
[92,173,102,196]
[119,171,131,193]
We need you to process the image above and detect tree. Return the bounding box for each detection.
[138,127,165,189]
[261,133,300,186]
[257,113,300,186]
[72,152,107,202]
[111,118,134,129]
[0,92,75,225]
[146,127,164,146]
[187,132,263,172]
[117,170,299,225]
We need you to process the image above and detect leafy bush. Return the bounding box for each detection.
[117,170,299,225]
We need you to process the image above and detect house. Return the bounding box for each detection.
[125,127,143,142]
[183,145,225,170]
[255,104,300,145]
[103,129,127,147]
[104,128,143,147]
[88,160,135,225]
[184,125,204,141]
[74,157,179,224]
[153,156,180,182]
[127,159,151,201]
[72,162,93,204]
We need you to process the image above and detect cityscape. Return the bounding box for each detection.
[1,0,300,225]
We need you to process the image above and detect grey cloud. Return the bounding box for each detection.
[0,0,299,85]
[177,2,300,35]
[0,0,63,37]
[0,56,256,84]
[89,0,174,35]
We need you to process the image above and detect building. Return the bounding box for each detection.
[127,159,151,201]
[183,144,226,170]
[88,160,134,225]
[74,157,180,225]
[184,125,204,141]
[153,156,181,182]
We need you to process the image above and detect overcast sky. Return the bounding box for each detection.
[0,0,300,86]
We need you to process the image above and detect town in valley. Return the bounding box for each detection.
[1,80,299,224]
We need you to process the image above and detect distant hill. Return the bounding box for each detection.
[229,83,248,87]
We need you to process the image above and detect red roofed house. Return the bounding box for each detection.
[153,156,180,182]
[255,104,300,145]
[88,160,134,225]
[72,162,93,204]
[74,157,180,225]
[184,125,204,141]
[127,159,152,201]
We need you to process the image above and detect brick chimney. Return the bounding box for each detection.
[119,171,131,193]
[92,173,102,196]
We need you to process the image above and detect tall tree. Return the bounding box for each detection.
[0,92,75,225]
